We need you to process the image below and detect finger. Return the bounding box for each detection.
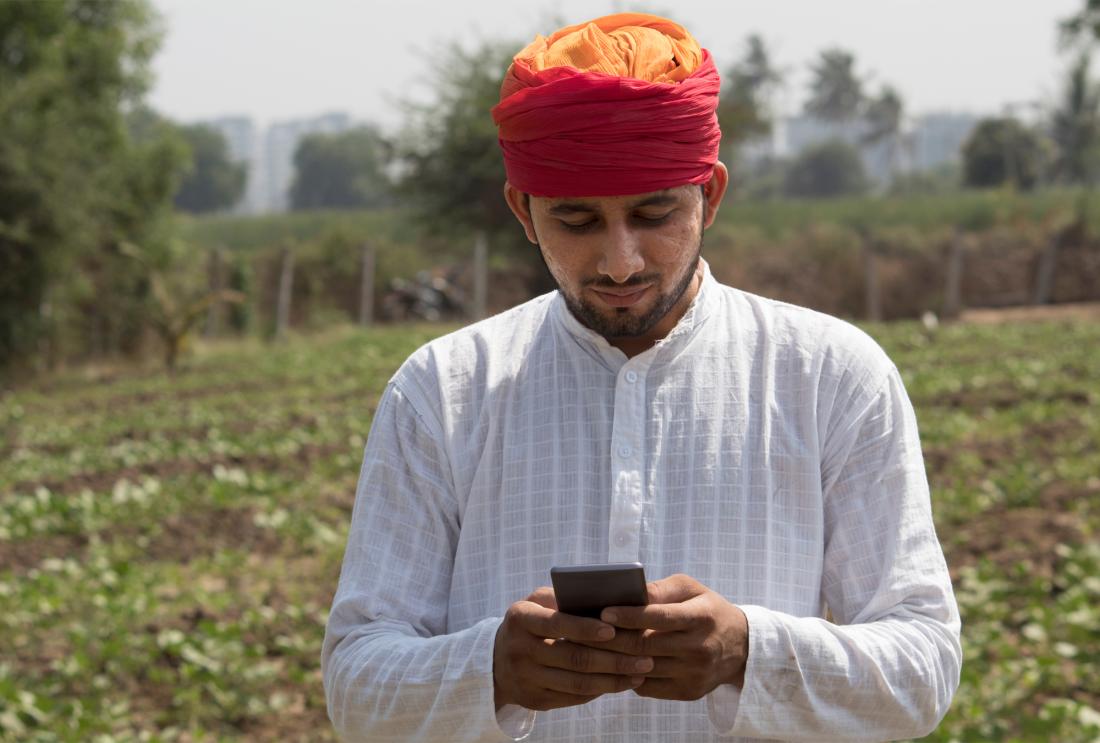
[538,667,646,698]
[534,638,654,676]
[517,602,616,642]
[632,677,698,701]
[636,655,692,679]
[526,586,558,610]
[601,600,699,631]
[646,574,705,605]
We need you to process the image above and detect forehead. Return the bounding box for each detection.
[538,185,697,214]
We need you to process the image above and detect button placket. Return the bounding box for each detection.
[608,361,649,563]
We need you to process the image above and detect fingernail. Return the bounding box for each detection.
[597,626,615,640]
[630,676,645,685]
[602,610,618,623]
[634,658,652,672]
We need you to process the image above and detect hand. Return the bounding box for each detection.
[579,574,749,702]
[493,587,652,711]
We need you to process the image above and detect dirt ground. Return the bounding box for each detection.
[959,301,1100,324]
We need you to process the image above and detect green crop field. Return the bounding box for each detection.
[2,315,1098,742]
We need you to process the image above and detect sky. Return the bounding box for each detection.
[148,0,1085,131]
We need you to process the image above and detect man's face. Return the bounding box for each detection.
[506,179,722,350]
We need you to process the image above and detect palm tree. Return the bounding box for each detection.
[804,48,864,126]
[862,85,906,181]
[718,35,784,166]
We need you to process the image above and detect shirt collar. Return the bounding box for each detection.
[551,258,719,369]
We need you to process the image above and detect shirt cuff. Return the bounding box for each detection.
[495,704,536,740]
[706,683,743,736]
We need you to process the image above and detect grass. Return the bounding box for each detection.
[1,316,1098,741]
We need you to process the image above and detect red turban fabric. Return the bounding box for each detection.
[491,14,722,197]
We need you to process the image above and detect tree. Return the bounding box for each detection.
[397,39,519,235]
[962,117,1047,190]
[290,126,393,210]
[174,124,247,213]
[862,85,906,179]
[717,34,784,167]
[1049,53,1100,184]
[1061,0,1100,48]
[0,0,176,376]
[804,48,864,124]
[783,140,868,198]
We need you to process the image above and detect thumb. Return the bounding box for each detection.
[647,573,705,604]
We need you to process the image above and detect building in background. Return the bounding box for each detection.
[909,112,982,173]
[197,112,353,214]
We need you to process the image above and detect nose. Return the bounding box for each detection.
[597,222,645,284]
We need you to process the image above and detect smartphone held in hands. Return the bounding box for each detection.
[550,562,648,618]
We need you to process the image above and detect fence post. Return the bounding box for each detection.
[358,242,375,326]
[204,247,224,337]
[274,247,294,341]
[1033,229,1062,306]
[473,231,488,321]
[864,241,882,322]
[943,229,965,319]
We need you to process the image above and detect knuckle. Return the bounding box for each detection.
[568,645,591,672]
[569,675,591,696]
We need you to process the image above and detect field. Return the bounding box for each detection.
[1,314,1099,741]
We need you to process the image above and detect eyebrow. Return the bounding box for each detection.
[546,191,680,216]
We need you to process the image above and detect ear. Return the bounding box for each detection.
[503,181,539,244]
[701,161,729,230]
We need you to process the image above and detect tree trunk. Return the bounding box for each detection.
[275,247,295,341]
[359,242,375,326]
[473,231,488,321]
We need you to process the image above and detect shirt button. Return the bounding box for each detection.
[625,370,638,383]
[615,533,629,547]
[618,445,632,458]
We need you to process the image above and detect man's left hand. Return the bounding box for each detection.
[577,573,749,701]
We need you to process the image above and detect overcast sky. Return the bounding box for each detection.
[148,0,1084,130]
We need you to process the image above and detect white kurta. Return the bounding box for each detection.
[322,262,961,742]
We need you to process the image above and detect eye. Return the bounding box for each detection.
[634,211,673,226]
[559,219,598,233]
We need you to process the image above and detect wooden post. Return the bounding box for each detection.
[943,230,965,319]
[358,242,375,326]
[204,247,224,337]
[1033,229,1062,306]
[473,231,488,321]
[274,247,294,341]
[864,242,882,322]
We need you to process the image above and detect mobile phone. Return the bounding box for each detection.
[550,562,648,619]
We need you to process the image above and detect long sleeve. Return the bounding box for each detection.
[321,380,529,742]
[711,366,962,741]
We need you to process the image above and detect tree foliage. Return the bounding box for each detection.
[783,139,868,198]
[174,124,247,213]
[0,0,185,376]
[804,48,864,123]
[396,39,518,236]
[290,126,393,210]
[962,118,1047,191]
[1049,53,1100,185]
[717,35,783,166]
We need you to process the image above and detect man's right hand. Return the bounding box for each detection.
[493,587,653,711]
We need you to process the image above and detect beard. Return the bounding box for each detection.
[539,236,703,341]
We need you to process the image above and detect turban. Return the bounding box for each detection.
[491,13,721,197]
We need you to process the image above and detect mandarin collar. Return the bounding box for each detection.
[551,259,718,370]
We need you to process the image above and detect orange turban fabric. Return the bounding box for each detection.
[492,13,721,197]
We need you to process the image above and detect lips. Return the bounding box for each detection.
[590,285,651,308]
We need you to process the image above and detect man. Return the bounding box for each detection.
[322,13,960,742]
